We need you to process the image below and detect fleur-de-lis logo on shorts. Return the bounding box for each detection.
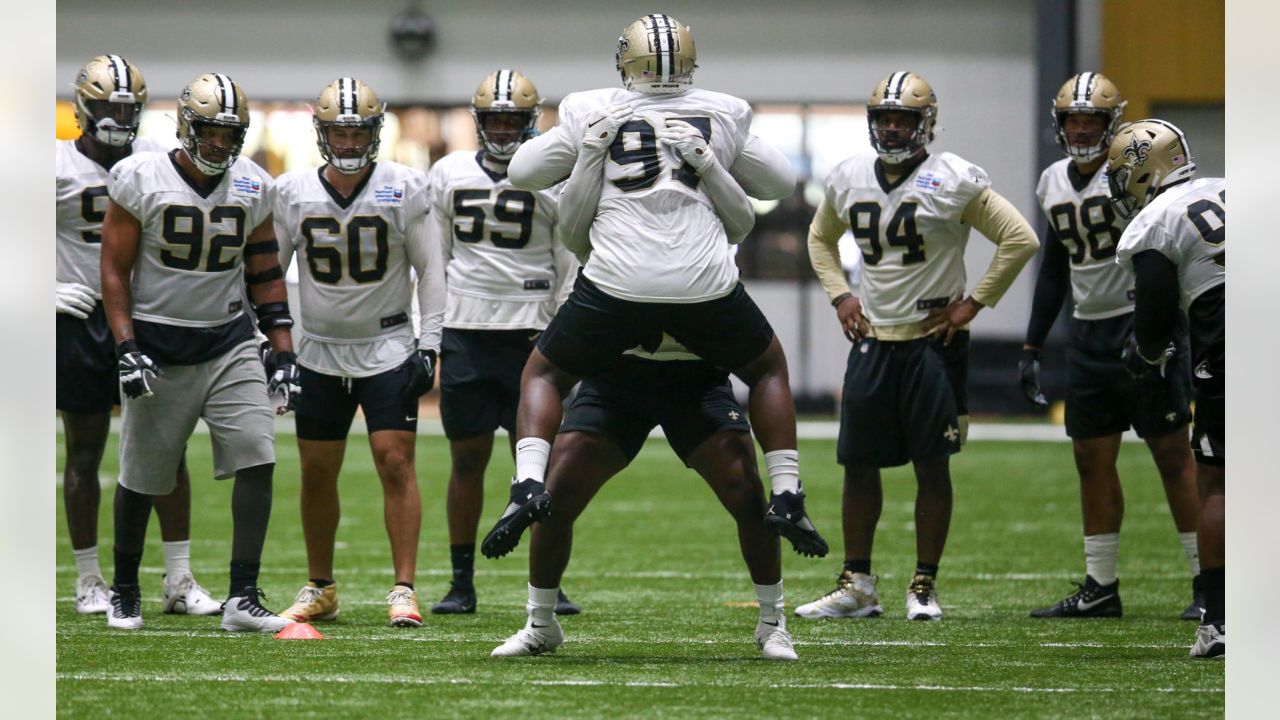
[1123,136,1152,166]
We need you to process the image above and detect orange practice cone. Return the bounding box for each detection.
[275,622,324,640]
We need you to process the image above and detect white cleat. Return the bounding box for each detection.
[75,574,111,614]
[491,617,564,657]
[755,617,798,661]
[795,570,883,619]
[161,572,223,616]
[220,588,293,633]
[1189,623,1225,659]
[106,585,143,630]
[905,574,943,621]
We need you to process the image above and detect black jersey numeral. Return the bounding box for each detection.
[79,186,109,244]
[300,215,390,285]
[159,205,246,272]
[1186,190,1225,267]
[849,201,926,266]
[608,116,712,192]
[451,188,536,249]
[1049,196,1119,265]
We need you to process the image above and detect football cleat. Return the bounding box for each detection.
[75,574,111,614]
[161,572,223,615]
[1029,576,1122,618]
[431,583,477,615]
[555,590,581,616]
[1180,574,1205,621]
[481,478,551,559]
[281,582,339,622]
[794,570,883,619]
[221,587,293,632]
[386,585,423,628]
[106,584,143,630]
[491,616,564,657]
[1189,623,1225,659]
[905,574,943,621]
[764,490,829,558]
[755,617,798,661]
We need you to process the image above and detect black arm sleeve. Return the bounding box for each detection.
[1023,226,1071,348]
[1130,249,1182,358]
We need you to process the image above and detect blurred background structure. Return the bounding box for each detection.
[55,0,1223,417]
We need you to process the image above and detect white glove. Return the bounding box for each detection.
[657,119,713,171]
[582,104,635,152]
[56,282,96,319]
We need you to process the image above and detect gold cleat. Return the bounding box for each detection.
[387,585,422,628]
[281,582,339,622]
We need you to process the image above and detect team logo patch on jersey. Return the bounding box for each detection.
[373,181,406,207]
[230,175,263,198]
[914,172,943,192]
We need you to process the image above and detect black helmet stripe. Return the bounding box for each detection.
[339,77,357,114]
[648,14,663,80]
[495,69,513,103]
[1073,71,1096,103]
[885,71,909,100]
[107,54,130,92]
[213,73,237,115]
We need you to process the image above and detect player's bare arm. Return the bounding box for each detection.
[100,199,141,345]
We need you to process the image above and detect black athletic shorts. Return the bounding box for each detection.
[837,332,969,468]
[1064,313,1192,440]
[57,302,118,414]
[1191,343,1224,466]
[560,356,751,465]
[294,363,419,441]
[439,328,538,440]
[537,272,775,380]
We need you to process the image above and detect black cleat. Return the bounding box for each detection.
[431,583,477,614]
[1030,576,1122,618]
[1180,574,1205,621]
[764,491,829,558]
[481,478,552,559]
[554,590,580,616]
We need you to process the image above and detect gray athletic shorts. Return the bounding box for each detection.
[118,340,275,494]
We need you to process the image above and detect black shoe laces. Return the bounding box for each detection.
[113,586,141,617]
[236,587,275,618]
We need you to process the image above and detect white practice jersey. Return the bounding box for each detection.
[427,150,573,329]
[56,138,168,293]
[824,151,991,326]
[109,151,274,327]
[557,87,753,303]
[275,162,431,376]
[1037,158,1133,319]
[1116,177,1225,310]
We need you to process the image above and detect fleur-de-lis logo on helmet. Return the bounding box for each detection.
[1122,136,1151,166]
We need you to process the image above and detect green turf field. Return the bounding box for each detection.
[56,431,1223,718]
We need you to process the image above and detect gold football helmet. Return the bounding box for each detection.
[867,72,937,164]
[313,77,385,174]
[177,73,250,175]
[1105,119,1197,220]
[73,54,148,147]
[470,69,541,160]
[1052,72,1126,162]
[616,14,696,94]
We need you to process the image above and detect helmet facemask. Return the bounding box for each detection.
[315,114,383,174]
[182,113,247,175]
[1052,72,1126,164]
[74,54,147,147]
[1055,108,1119,163]
[472,108,538,160]
[868,107,931,164]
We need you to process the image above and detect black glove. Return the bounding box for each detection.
[1017,348,1049,410]
[400,347,437,403]
[265,350,301,413]
[1122,334,1176,380]
[117,340,162,399]
[258,339,273,375]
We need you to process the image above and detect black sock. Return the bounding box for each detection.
[843,559,871,575]
[915,562,939,578]
[1201,566,1224,626]
[395,581,414,591]
[451,544,476,589]
[112,485,153,587]
[229,466,273,597]
[230,562,260,597]
[310,578,335,589]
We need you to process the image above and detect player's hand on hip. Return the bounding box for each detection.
[56,281,96,319]
[400,347,438,403]
[266,350,301,415]
[1018,347,1049,409]
[116,340,162,399]
[657,119,712,170]
[922,296,983,346]
[834,294,870,343]
[582,103,634,152]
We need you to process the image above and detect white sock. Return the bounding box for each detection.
[763,449,801,495]
[1083,533,1119,586]
[73,546,101,580]
[1179,532,1201,576]
[162,540,191,578]
[527,583,559,624]
[515,438,551,485]
[754,580,785,621]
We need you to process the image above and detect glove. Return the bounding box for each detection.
[657,119,712,170]
[1122,334,1176,380]
[1017,348,1049,410]
[56,282,96,319]
[400,347,438,403]
[581,103,634,152]
[258,339,273,377]
[117,340,162,399]
[265,350,301,414]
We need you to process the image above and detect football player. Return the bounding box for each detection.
[803,72,1039,620]
[481,14,827,567]
[57,55,221,618]
[1110,120,1224,658]
[274,78,444,628]
[425,70,579,617]
[100,73,298,632]
[1021,74,1203,621]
